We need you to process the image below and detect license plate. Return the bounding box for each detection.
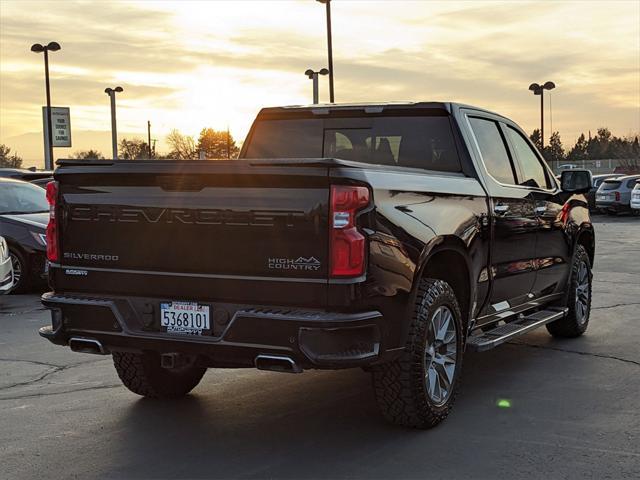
[597,194,610,201]
[160,302,210,335]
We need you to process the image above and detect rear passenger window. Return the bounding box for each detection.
[468,117,516,185]
[627,179,639,188]
[505,126,550,189]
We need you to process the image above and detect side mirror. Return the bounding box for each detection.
[561,169,592,194]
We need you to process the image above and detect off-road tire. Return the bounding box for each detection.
[112,351,206,398]
[371,279,464,429]
[546,244,592,338]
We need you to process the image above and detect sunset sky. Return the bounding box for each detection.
[1,0,638,167]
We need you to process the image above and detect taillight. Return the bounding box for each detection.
[45,181,59,262]
[615,191,621,202]
[329,185,370,277]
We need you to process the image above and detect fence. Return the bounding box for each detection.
[550,158,638,175]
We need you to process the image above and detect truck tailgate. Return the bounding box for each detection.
[54,160,330,304]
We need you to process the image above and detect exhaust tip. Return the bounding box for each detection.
[255,355,302,374]
[68,337,108,355]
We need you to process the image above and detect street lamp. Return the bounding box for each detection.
[30,41,61,170]
[305,68,329,104]
[104,87,124,159]
[316,0,334,103]
[528,81,555,150]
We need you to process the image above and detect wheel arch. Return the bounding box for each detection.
[575,225,595,267]
[414,237,474,330]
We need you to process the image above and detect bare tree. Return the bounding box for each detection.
[119,138,150,160]
[0,144,23,168]
[70,149,105,160]
[166,129,197,159]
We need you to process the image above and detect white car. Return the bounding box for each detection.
[0,236,13,293]
[631,183,640,214]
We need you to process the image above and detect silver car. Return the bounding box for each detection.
[596,174,640,214]
[0,236,13,293]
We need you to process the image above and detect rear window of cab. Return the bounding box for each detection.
[244,116,462,173]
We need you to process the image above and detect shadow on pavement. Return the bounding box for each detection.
[100,344,545,479]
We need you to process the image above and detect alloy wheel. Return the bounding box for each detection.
[424,306,458,406]
[575,261,590,324]
[10,252,21,287]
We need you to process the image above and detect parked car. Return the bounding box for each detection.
[631,182,640,214]
[595,174,640,214]
[558,163,579,170]
[30,177,55,188]
[0,177,49,292]
[40,102,595,429]
[0,167,54,182]
[0,236,13,293]
[587,174,620,211]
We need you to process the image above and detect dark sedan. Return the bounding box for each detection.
[0,177,49,292]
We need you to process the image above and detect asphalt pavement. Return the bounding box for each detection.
[1,215,639,480]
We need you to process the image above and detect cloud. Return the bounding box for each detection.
[1,0,638,157]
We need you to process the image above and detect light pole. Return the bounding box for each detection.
[316,0,334,103]
[528,81,555,150]
[305,68,329,104]
[30,41,61,170]
[104,87,123,159]
[147,120,152,158]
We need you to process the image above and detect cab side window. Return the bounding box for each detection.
[505,126,551,189]
[468,117,516,185]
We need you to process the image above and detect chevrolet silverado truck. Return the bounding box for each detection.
[40,102,595,428]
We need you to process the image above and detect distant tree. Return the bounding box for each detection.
[586,127,613,160]
[197,128,239,159]
[529,129,542,151]
[632,136,640,159]
[542,131,565,164]
[166,129,197,159]
[567,133,588,161]
[70,149,105,160]
[0,144,23,168]
[119,138,150,160]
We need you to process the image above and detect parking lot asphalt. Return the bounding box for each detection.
[1,215,639,480]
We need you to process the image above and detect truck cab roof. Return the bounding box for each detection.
[257,101,508,120]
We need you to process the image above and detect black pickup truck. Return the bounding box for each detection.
[40,102,595,428]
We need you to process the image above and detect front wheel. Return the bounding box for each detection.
[546,244,592,338]
[112,351,206,398]
[371,279,464,428]
[8,248,29,294]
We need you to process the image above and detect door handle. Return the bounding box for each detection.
[494,204,510,214]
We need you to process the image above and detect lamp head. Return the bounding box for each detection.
[305,69,314,79]
[543,81,556,90]
[30,43,45,53]
[46,42,61,52]
[114,86,123,93]
[528,83,542,95]
[319,68,329,75]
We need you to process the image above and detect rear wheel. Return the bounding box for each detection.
[112,351,206,398]
[371,279,464,428]
[546,244,592,338]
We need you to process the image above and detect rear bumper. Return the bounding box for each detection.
[595,200,629,212]
[40,292,392,369]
